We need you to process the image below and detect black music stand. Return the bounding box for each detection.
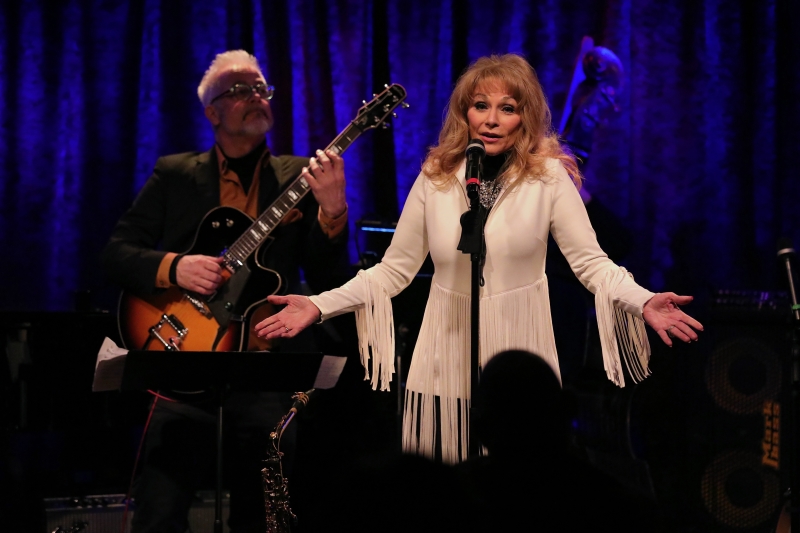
[93,341,346,533]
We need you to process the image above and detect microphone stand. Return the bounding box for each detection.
[779,247,800,532]
[791,308,800,533]
[458,188,486,461]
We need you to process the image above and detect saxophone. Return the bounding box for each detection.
[262,389,315,533]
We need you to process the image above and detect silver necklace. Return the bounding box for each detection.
[479,178,504,209]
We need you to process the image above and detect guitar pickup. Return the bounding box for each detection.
[148,314,188,351]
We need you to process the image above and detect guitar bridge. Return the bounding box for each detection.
[148,314,188,351]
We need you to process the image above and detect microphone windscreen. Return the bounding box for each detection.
[466,138,485,156]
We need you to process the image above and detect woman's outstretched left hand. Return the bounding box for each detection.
[643,292,704,347]
[254,294,321,340]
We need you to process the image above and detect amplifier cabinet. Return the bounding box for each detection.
[43,491,230,533]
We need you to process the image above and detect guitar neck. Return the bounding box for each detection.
[222,122,364,271]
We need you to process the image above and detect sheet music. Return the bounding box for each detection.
[314,355,347,389]
[92,337,129,392]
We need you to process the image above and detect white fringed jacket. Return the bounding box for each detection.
[310,157,655,463]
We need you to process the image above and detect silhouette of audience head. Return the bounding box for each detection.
[473,349,570,458]
[462,349,665,532]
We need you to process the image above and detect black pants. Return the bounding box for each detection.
[130,391,295,533]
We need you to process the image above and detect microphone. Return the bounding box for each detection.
[777,238,800,323]
[465,139,485,200]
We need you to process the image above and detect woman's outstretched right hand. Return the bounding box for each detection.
[254,294,321,340]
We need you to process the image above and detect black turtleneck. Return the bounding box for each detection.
[223,141,267,195]
[482,152,509,182]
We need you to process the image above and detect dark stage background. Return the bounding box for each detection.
[2,0,800,532]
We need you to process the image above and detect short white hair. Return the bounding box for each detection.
[197,50,265,107]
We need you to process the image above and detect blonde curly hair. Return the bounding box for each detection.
[422,54,581,189]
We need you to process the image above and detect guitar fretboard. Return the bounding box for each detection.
[221,123,360,272]
[219,82,407,272]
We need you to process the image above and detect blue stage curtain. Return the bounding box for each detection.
[0,0,798,312]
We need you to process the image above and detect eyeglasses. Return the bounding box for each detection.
[210,82,274,104]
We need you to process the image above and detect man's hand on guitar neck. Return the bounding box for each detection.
[304,149,347,219]
[175,255,225,295]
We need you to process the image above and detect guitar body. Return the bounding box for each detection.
[118,285,242,352]
[118,206,281,352]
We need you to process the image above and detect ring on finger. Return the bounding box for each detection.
[284,326,290,333]
[667,325,676,337]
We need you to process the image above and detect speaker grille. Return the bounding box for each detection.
[700,450,782,528]
[634,295,792,532]
[705,337,782,415]
[690,301,790,531]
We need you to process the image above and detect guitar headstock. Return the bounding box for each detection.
[325,83,408,155]
[352,83,409,132]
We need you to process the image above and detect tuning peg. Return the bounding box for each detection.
[381,122,391,129]
[373,93,377,98]
[401,102,410,108]
[385,83,389,88]
[362,100,367,105]
[392,113,397,118]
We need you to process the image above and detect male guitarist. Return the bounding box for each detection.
[101,50,351,533]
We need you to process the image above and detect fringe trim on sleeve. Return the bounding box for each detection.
[353,270,395,391]
[594,268,651,387]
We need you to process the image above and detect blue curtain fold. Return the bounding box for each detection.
[0,0,798,312]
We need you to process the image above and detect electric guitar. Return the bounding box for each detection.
[118,83,408,353]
